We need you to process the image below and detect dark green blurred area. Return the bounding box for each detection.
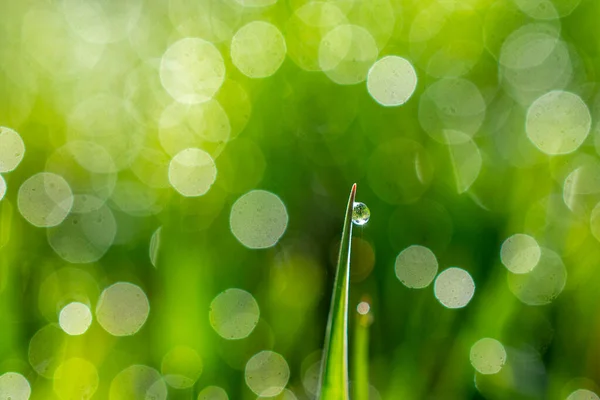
[1,0,600,399]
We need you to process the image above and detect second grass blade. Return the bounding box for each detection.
[317,183,356,400]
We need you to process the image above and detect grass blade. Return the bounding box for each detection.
[317,183,356,400]
[353,296,373,400]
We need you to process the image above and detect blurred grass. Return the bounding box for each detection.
[0,0,600,399]
[317,184,355,400]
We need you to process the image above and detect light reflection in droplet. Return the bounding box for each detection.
[352,202,370,226]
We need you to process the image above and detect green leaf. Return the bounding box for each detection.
[317,183,356,400]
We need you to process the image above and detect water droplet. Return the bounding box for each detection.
[352,202,370,226]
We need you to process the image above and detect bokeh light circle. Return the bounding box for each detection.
[210,288,260,340]
[567,389,600,400]
[18,172,74,227]
[514,0,581,19]
[161,346,203,389]
[526,91,591,155]
[0,127,25,173]
[258,388,298,399]
[59,301,92,336]
[285,2,348,71]
[47,200,117,263]
[367,56,417,106]
[0,372,31,400]
[357,301,370,315]
[37,267,99,323]
[61,0,142,44]
[168,148,217,197]
[198,386,229,400]
[53,358,99,400]
[395,245,438,289]
[434,267,476,309]
[28,324,67,378]
[67,94,144,171]
[159,100,231,157]
[469,338,507,375]
[160,38,225,104]
[231,21,286,78]
[96,282,150,336]
[418,78,486,144]
[0,175,6,201]
[45,141,118,209]
[563,161,600,216]
[507,248,567,305]
[500,234,541,274]
[236,0,277,6]
[230,190,288,249]
[245,351,290,397]
[318,24,379,85]
[109,365,167,400]
[591,202,600,242]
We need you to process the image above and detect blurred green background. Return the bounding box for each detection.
[1,0,600,399]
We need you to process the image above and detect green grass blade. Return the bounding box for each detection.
[353,297,373,400]
[317,183,356,400]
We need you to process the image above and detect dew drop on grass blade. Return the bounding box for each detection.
[317,183,357,400]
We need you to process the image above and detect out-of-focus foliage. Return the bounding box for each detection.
[1,0,600,398]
